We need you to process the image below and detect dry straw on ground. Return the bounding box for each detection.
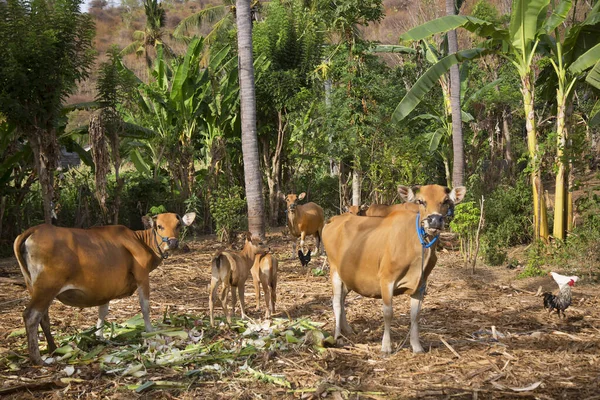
[1,230,598,399]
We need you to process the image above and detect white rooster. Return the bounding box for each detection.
[543,272,579,319]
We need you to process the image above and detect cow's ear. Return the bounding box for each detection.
[360,204,369,211]
[181,212,196,226]
[298,192,306,200]
[398,185,417,202]
[342,205,349,213]
[142,215,154,229]
[450,186,466,204]
[279,192,286,201]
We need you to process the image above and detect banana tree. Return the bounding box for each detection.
[540,0,600,240]
[395,0,577,242]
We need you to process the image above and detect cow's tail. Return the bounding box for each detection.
[13,227,37,291]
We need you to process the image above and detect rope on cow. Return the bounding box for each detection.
[153,229,170,259]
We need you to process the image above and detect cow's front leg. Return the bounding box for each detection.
[96,303,109,339]
[291,240,297,259]
[137,283,153,332]
[380,281,394,354]
[332,270,352,340]
[300,232,306,253]
[409,292,425,353]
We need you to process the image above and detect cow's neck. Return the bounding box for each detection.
[240,244,257,266]
[135,229,166,267]
[287,210,300,235]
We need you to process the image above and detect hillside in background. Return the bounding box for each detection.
[72,0,503,104]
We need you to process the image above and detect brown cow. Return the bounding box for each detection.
[282,192,325,257]
[323,185,465,354]
[13,212,196,364]
[251,252,278,319]
[208,232,267,326]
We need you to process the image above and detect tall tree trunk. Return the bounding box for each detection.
[553,88,567,241]
[352,163,361,206]
[263,111,285,227]
[29,128,58,224]
[502,108,513,176]
[446,0,464,187]
[236,0,265,239]
[521,74,549,241]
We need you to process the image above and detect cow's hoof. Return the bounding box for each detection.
[412,346,425,354]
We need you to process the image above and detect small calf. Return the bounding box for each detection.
[209,232,265,326]
[251,252,278,319]
[343,204,369,216]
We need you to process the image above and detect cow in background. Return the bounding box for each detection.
[282,192,324,258]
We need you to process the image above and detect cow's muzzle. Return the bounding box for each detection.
[424,214,444,231]
[289,204,297,212]
[167,238,179,250]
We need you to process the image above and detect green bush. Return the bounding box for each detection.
[450,201,481,263]
[209,185,247,242]
[481,177,532,265]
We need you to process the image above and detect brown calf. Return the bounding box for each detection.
[343,204,369,216]
[323,185,465,353]
[13,212,196,364]
[251,252,278,319]
[209,233,266,326]
[282,192,325,257]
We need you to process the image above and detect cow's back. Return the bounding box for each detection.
[297,202,324,232]
[366,203,417,217]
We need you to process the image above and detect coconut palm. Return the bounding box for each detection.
[121,0,174,67]
[236,0,265,239]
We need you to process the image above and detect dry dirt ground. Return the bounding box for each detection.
[1,230,599,399]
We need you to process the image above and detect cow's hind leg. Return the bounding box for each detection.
[251,267,261,311]
[409,292,425,353]
[237,285,247,320]
[209,277,219,326]
[40,310,57,354]
[96,303,109,339]
[261,276,272,319]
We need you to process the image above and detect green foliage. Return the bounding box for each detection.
[482,177,532,265]
[518,242,547,278]
[0,0,95,132]
[450,201,481,262]
[149,205,167,215]
[209,186,247,242]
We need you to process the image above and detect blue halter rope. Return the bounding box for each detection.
[416,213,439,249]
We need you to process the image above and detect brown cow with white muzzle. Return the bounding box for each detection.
[282,192,324,257]
[13,212,196,364]
[323,184,465,354]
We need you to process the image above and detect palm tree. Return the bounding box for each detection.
[446,0,464,187]
[236,0,265,239]
[121,0,174,68]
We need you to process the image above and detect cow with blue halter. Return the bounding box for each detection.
[322,184,466,354]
